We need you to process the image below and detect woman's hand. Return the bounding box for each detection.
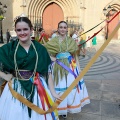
[0,72,13,82]
[52,92,62,101]
[0,71,12,81]
[5,74,13,81]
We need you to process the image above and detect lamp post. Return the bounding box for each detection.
[0,2,7,43]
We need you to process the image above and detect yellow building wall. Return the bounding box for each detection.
[1,0,120,40]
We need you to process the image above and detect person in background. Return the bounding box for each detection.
[38,28,49,44]
[72,29,79,45]
[92,36,97,51]
[86,36,92,51]
[6,29,11,43]
[45,21,90,119]
[79,28,86,57]
[51,30,58,39]
[0,16,60,120]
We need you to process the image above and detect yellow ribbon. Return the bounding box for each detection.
[8,21,120,114]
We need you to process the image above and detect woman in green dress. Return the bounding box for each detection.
[0,16,60,120]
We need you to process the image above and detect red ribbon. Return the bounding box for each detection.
[78,27,104,47]
[38,33,48,42]
[33,73,51,119]
[108,11,120,23]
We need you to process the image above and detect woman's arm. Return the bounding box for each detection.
[48,72,61,100]
[0,71,13,81]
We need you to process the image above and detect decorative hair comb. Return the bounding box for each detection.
[14,13,27,22]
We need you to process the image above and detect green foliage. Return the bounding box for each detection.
[0,15,4,20]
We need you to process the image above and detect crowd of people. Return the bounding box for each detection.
[0,16,92,120]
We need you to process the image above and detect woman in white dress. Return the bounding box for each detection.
[0,16,60,120]
[45,21,90,118]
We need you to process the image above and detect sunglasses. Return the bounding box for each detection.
[15,28,29,32]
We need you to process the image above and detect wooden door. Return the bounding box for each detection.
[42,3,64,36]
[108,11,119,39]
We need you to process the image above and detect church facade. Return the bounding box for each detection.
[1,0,120,40]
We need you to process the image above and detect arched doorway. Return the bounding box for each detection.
[42,2,64,36]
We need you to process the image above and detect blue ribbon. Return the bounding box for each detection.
[56,60,77,78]
[56,52,71,59]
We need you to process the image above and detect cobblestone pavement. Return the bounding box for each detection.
[80,40,120,80]
[81,51,120,75]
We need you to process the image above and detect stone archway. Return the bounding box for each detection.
[42,2,64,36]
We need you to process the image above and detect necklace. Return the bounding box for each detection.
[58,35,68,52]
[14,41,38,99]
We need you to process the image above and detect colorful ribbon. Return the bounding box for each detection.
[56,56,81,92]
[31,72,57,120]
